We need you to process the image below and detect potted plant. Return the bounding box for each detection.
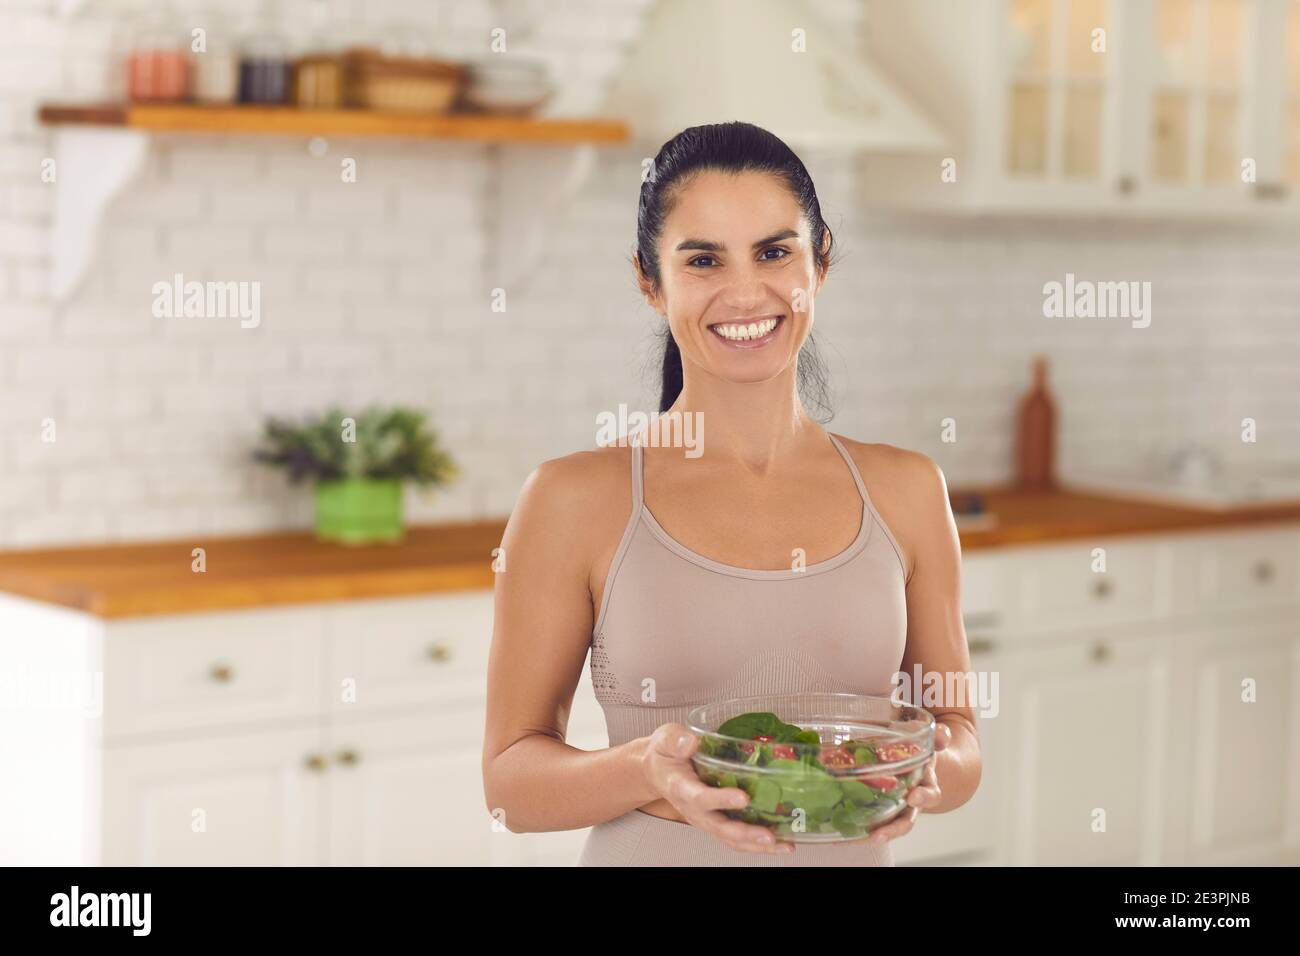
[254,406,457,545]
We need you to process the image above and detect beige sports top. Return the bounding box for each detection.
[589,433,909,747]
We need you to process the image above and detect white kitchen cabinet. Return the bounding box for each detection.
[862,0,1300,215]
[999,631,1174,865]
[0,588,615,867]
[981,0,1125,207]
[102,726,325,866]
[986,0,1269,213]
[325,594,494,716]
[1191,526,1300,611]
[103,605,325,738]
[326,708,510,867]
[1176,616,1300,864]
[1009,537,1168,631]
[325,683,607,868]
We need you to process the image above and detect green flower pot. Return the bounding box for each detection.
[314,478,404,545]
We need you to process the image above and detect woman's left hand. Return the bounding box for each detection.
[795,720,950,853]
[859,721,951,846]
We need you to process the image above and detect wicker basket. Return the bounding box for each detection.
[344,48,465,113]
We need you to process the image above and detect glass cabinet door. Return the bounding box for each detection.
[1285,0,1300,187]
[1005,0,1112,180]
[1149,0,1250,186]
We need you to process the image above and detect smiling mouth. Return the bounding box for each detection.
[708,315,784,347]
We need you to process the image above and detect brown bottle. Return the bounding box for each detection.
[1015,355,1056,490]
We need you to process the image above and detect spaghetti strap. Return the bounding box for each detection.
[828,433,906,578]
[590,437,647,640]
[629,438,645,508]
[827,434,869,506]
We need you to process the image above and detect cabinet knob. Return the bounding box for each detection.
[1092,578,1113,599]
[1252,560,1275,584]
[336,749,360,767]
[209,662,234,683]
[1090,641,1111,664]
[304,754,328,772]
[1253,182,1288,201]
[968,636,998,656]
[427,643,452,663]
[1115,175,1137,195]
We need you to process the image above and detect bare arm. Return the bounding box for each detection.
[481,455,657,833]
[896,453,982,814]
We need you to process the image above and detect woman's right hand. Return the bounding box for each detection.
[641,723,795,855]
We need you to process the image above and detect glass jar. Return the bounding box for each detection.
[126,17,190,102]
[294,40,343,109]
[191,29,238,104]
[238,34,292,105]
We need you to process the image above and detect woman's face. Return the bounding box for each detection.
[642,169,825,395]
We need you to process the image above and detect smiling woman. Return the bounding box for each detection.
[636,124,832,419]
[482,122,981,867]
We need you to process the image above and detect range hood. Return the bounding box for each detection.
[601,0,946,152]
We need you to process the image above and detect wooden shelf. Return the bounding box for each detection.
[38,103,630,145]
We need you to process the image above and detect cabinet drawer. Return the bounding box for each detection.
[103,606,325,737]
[326,593,493,715]
[1196,527,1300,612]
[1013,540,1163,631]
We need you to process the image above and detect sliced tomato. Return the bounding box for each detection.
[875,741,922,763]
[817,746,856,770]
[771,744,798,761]
[864,775,898,792]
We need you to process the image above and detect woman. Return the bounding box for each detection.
[483,122,981,866]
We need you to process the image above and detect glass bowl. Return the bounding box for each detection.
[687,692,935,843]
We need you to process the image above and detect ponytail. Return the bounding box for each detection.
[659,332,684,413]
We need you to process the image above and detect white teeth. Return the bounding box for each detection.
[712,317,778,341]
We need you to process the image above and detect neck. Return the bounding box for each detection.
[667,366,822,471]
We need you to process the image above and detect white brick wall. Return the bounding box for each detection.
[2,0,1300,547]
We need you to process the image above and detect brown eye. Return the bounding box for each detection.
[760,247,790,261]
[688,255,717,267]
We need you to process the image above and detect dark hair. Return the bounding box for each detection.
[634,122,836,417]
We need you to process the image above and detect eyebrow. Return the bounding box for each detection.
[674,228,800,253]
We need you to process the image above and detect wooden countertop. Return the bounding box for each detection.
[0,521,502,619]
[1,488,1299,619]
[954,484,1300,549]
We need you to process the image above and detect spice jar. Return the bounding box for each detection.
[191,30,238,104]
[126,18,189,102]
[238,34,292,105]
[294,45,343,108]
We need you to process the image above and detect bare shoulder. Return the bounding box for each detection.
[829,435,954,577]
[504,444,633,558]
[519,444,629,507]
[830,435,947,503]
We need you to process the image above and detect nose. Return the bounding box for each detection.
[720,264,770,311]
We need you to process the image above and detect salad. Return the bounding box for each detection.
[691,710,930,842]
